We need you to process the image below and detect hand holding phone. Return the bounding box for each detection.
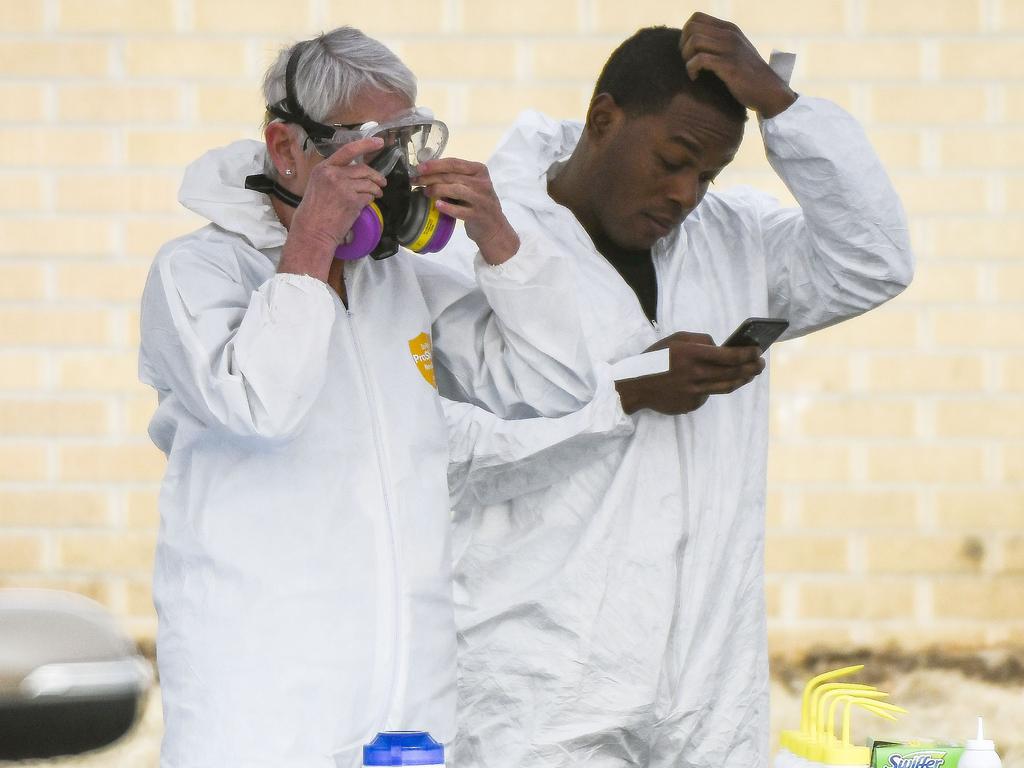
[721,317,789,353]
[614,330,765,415]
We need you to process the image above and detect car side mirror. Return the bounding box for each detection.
[0,589,153,760]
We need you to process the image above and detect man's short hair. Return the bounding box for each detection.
[593,26,747,124]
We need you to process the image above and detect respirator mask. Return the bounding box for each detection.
[245,41,455,260]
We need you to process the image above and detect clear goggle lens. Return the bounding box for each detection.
[312,108,448,170]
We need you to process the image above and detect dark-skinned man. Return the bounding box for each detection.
[430,13,913,768]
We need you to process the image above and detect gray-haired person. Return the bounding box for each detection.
[139,27,629,768]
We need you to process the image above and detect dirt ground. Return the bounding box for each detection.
[8,651,1023,767]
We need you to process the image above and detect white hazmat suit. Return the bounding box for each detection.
[446,97,913,767]
[138,139,633,768]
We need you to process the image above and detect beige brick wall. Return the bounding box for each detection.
[0,0,1021,653]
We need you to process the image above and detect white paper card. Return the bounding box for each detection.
[768,50,797,85]
[610,348,671,381]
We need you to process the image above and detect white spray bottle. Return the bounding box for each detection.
[959,716,1002,768]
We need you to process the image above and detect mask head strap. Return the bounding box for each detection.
[266,40,335,144]
[244,173,303,208]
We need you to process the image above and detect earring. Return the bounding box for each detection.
[283,169,294,176]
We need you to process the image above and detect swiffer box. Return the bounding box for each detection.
[871,740,966,768]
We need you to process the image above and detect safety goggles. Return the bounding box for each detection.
[265,40,449,171]
[309,107,449,169]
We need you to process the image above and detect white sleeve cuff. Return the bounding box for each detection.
[472,228,552,285]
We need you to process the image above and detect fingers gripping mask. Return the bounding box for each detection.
[244,118,456,261]
[334,143,456,261]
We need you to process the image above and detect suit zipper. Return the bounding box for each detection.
[652,244,665,330]
[346,303,404,733]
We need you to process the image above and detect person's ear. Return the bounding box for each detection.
[586,93,623,143]
[265,122,302,178]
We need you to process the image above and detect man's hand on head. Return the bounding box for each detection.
[678,12,797,119]
[614,330,765,415]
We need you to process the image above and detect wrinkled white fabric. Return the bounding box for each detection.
[444,98,913,768]
[139,140,633,768]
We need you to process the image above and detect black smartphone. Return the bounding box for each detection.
[721,317,789,352]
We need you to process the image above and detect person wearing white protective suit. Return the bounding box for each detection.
[138,28,633,768]
[443,15,914,768]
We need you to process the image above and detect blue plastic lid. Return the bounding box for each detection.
[362,732,444,766]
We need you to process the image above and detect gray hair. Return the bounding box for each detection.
[261,27,417,178]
